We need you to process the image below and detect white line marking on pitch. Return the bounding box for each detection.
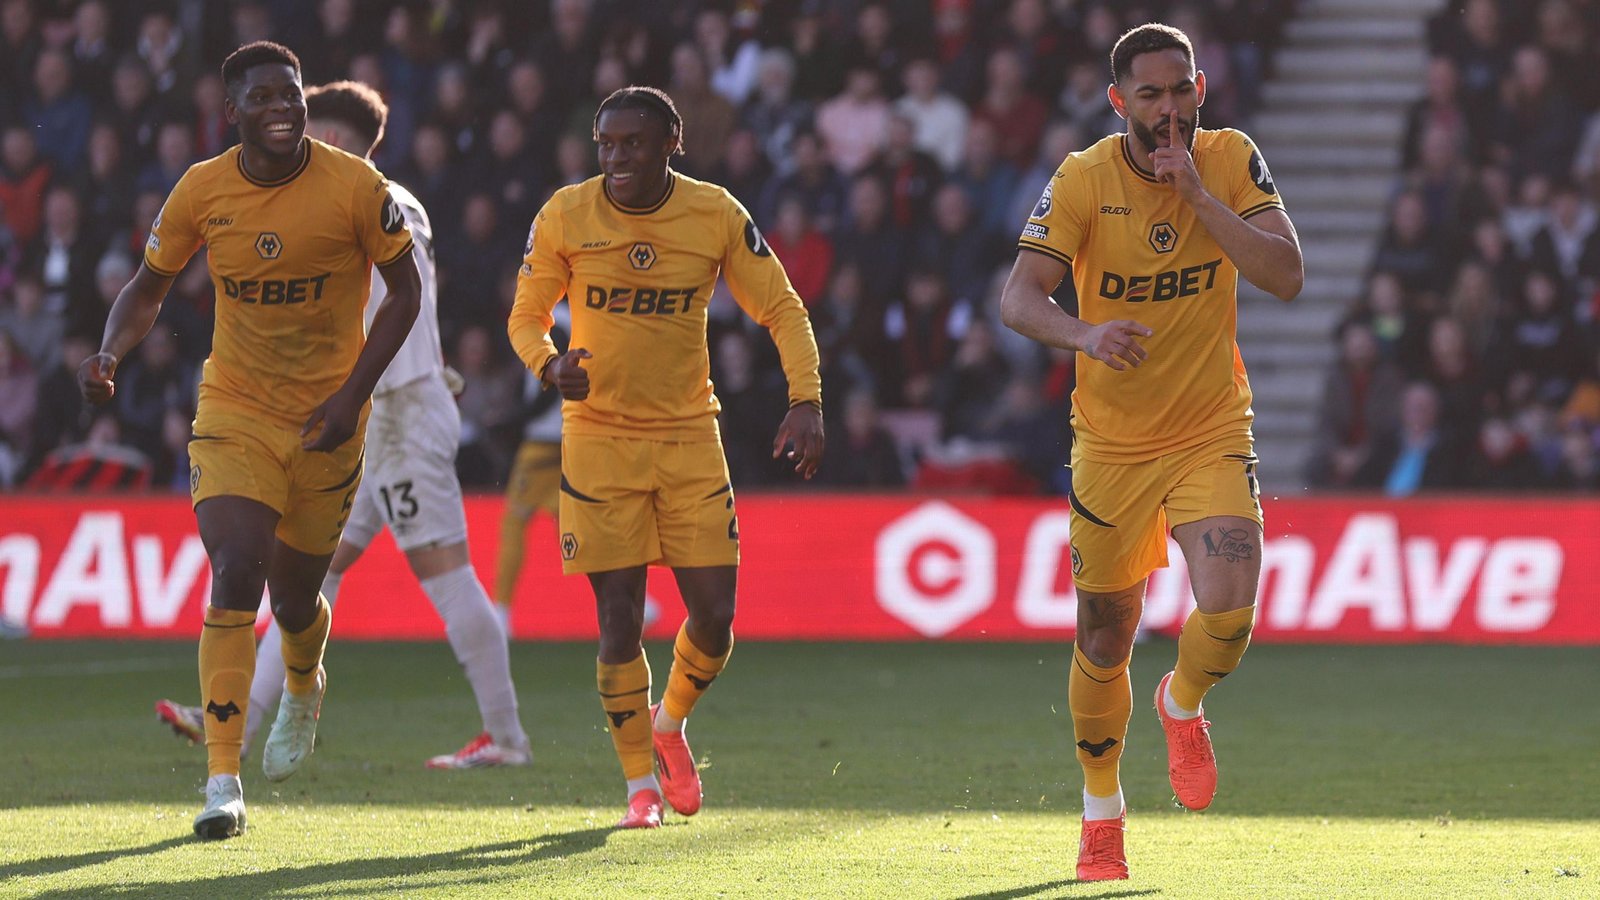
[0,657,187,679]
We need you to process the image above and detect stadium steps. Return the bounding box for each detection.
[1236,0,1446,492]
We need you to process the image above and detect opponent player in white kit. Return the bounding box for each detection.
[157,81,531,769]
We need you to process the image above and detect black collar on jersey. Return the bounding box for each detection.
[237,139,311,188]
[1119,134,1163,184]
[604,171,677,216]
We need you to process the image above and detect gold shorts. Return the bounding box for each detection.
[1067,433,1261,593]
[188,404,366,556]
[557,433,739,575]
[505,440,562,519]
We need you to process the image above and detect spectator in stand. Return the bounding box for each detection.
[113,326,195,464]
[741,47,812,174]
[1446,259,1503,362]
[1,126,51,246]
[474,109,546,231]
[72,124,135,239]
[809,263,885,385]
[1058,59,1122,139]
[532,0,598,120]
[134,9,184,97]
[713,129,770,212]
[292,0,367,85]
[844,3,908,92]
[896,56,968,174]
[189,73,232,160]
[713,329,789,488]
[668,41,737,178]
[28,186,101,331]
[27,331,94,475]
[25,48,94,170]
[1431,0,1507,146]
[935,318,1011,441]
[439,193,515,335]
[951,117,1019,242]
[1371,188,1447,296]
[1403,56,1472,169]
[1550,425,1599,489]
[0,274,61,372]
[0,328,37,469]
[69,1,115,97]
[1305,318,1406,489]
[1423,316,1488,441]
[972,46,1048,171]
[785,5,846,102]
[1008,119,1084,232]
[1468,414,1549,490]
[0,0,40,101]
[756,129,847,234]
[1492,269,1588,403]
[154,404,192,490]
[24,410,150,492]
[135,120,195,198]
[813,387,906,488]
[696,7,761,108]
[503,59,559,177]
[1527,180,1600,305]
[875,113,943,230]
[105,54,163,165]
[915,182,997,306]
[452,323,519,487]
[1362,381,1468,495]
[1491,45,1581,180]
[765,195,834,308]
[397,123,463,233]
[883,266,969,408]
[832,174,907,325]
[816,63,892,177]
[1353,271,1428,372]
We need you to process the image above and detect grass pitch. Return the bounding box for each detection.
[1,640,1595,898]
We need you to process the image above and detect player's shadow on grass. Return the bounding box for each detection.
[960,884,1160,900]
[0,835,191,882]
[20,826,614,898]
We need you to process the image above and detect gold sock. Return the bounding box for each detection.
[1170,605,1255,711]
[1069,643,1131,798]
[495,509,529,607]
[662,624,733,723]
[279,595,330,696]
[199,606,258,778]
[597,654,654,779]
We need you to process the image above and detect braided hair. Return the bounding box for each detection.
[593,86,686,156]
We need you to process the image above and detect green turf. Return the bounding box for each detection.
[1,640,1595,898]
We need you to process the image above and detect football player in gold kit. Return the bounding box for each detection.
[999,24,1303,879]
[79,42,421,840]
[508,86,824,829]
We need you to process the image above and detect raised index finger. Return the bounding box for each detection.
[1168,108,1179,148]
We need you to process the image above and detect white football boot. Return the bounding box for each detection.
[262,667,325,782]
[193,774,247,840]
[425,732,533,769]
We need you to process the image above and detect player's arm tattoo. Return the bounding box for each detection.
[1200,527,1255,563]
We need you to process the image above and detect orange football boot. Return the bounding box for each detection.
[1076,813,1128,880]
[617,789,663,829]
[651,703,702,816]
[1154,671,1217,810]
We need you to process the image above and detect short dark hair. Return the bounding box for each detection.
[305,80,388,151]
[593,86,685,156]
[221,41,301,91]
[1110,23,1194,84]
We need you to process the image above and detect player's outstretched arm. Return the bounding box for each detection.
[1000,250,1153,371]
[773,402,824,479]
[79,263,177,405]
[302,253,421,451]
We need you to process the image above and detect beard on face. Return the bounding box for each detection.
[1130,109,1197,154]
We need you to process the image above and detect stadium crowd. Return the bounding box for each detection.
[1307,0,1600,493]
[50,0,1600,499]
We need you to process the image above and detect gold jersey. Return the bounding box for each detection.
[144,138,414,427]
[1019,128,1285,462]
[509,171,822,440]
